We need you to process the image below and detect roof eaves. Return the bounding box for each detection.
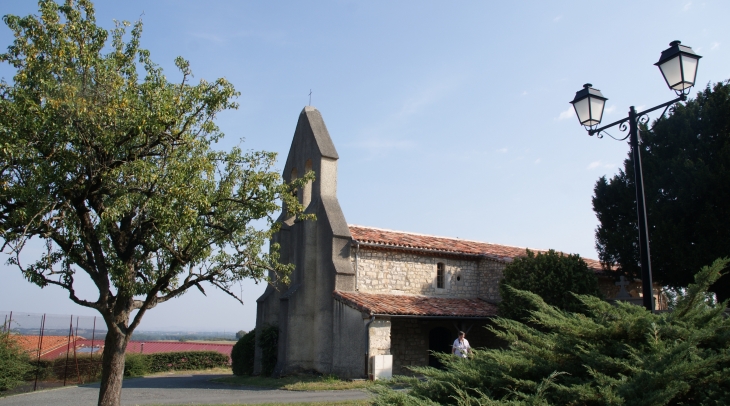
[352,240,512,263]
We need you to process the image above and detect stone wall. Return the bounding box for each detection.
[598,277,669,310]
[477,260,507,302]
[390,318,502,375]
[368,318,391,356]
[353,248,484,297]
[390,318,428,375]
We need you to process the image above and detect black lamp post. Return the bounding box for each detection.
[570,41,702,312]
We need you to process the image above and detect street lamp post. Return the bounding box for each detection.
[570,41,702,312]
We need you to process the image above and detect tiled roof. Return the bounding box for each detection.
[333,291,498,318]
[349,225,604,272]
[8,335,80,358]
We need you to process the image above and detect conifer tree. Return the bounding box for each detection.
[374,258,730,406]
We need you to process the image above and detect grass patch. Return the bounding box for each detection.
[213,374,376,391]
[147,367,232,377]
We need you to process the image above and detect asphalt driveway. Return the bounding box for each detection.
[0,374,371,406]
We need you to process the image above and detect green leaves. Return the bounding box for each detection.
[498,249,602,321]
[593,80,730,301]
[376,258,730,406]
[0,0,305,330]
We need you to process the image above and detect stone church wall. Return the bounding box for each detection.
[390,318,428,375]
[477,260,507,302]
[353,248,481,297]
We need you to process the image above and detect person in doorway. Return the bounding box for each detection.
[452,331,471,358]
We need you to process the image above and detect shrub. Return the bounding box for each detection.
[124,353,151,377]
[374,258,730,406]
[0,332,32,391]
[26,359,55,381]
[231,330,256,376]
[52,354,103,382]
[146,351,229,373]
[258,324,278,377]
[499,249,601,321]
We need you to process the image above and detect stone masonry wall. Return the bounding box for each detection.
[478,259,507,302]
[390,318,428,375]
[353,248,482,297]
[368,318,391,356]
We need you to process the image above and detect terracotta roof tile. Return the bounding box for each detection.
[8,335,81,358]
[333,291,498,318]
[349,225,604,272]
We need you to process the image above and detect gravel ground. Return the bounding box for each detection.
[0,374,372,406]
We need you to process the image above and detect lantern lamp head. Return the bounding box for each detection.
[655,41,702,95]
[570,83,608,129]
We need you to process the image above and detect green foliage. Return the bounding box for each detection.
[499,249,601,321]
[52,354,103,382]
[375,258,730,406]
[123,351,228,377]
[231,330,255,376]
[0,1,311,402]
[235,330,247,340]
[123,353,151,377]
[145,351,229,373]
[258,324,278,377]
[593,81,730,301]
[0,0,312,329]
[0,333,32,391]
[27,359,55,381]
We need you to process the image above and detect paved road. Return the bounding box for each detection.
[0,374,371,405]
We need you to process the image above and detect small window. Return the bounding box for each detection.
[436,263,445,289]
[290,168,299,200]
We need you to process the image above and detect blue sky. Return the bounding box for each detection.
[1,0,729,332]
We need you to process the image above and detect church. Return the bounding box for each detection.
[254,106,665,379]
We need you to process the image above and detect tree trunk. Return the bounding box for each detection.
[97,326,130,406]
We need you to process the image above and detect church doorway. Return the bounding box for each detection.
[428,327,453,369]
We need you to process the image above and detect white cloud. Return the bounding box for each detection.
[587,160,615,170]
[604,105,616,115]
[497,148,508,154]
[553,15,562,22]
[534,158,541,164]
[521,90,528,96]
[711,42,720,50]
[683,2,692,11]
[557,106,574,121]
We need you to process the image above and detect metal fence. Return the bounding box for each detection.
[2,311,107,392]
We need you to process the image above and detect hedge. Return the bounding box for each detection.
[123,351,229,376]
[0,332,32,391]
[231,330,255,376]
[52,355,103,381]
[258,325,278,377]
[147,350,229,372]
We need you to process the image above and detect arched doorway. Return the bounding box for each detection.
[428,327,453,369]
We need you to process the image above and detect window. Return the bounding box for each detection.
[290,168,299,200]
[302,159,312,207]
[436,263,445,289]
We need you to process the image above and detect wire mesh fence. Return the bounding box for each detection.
[2,311,107,392]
